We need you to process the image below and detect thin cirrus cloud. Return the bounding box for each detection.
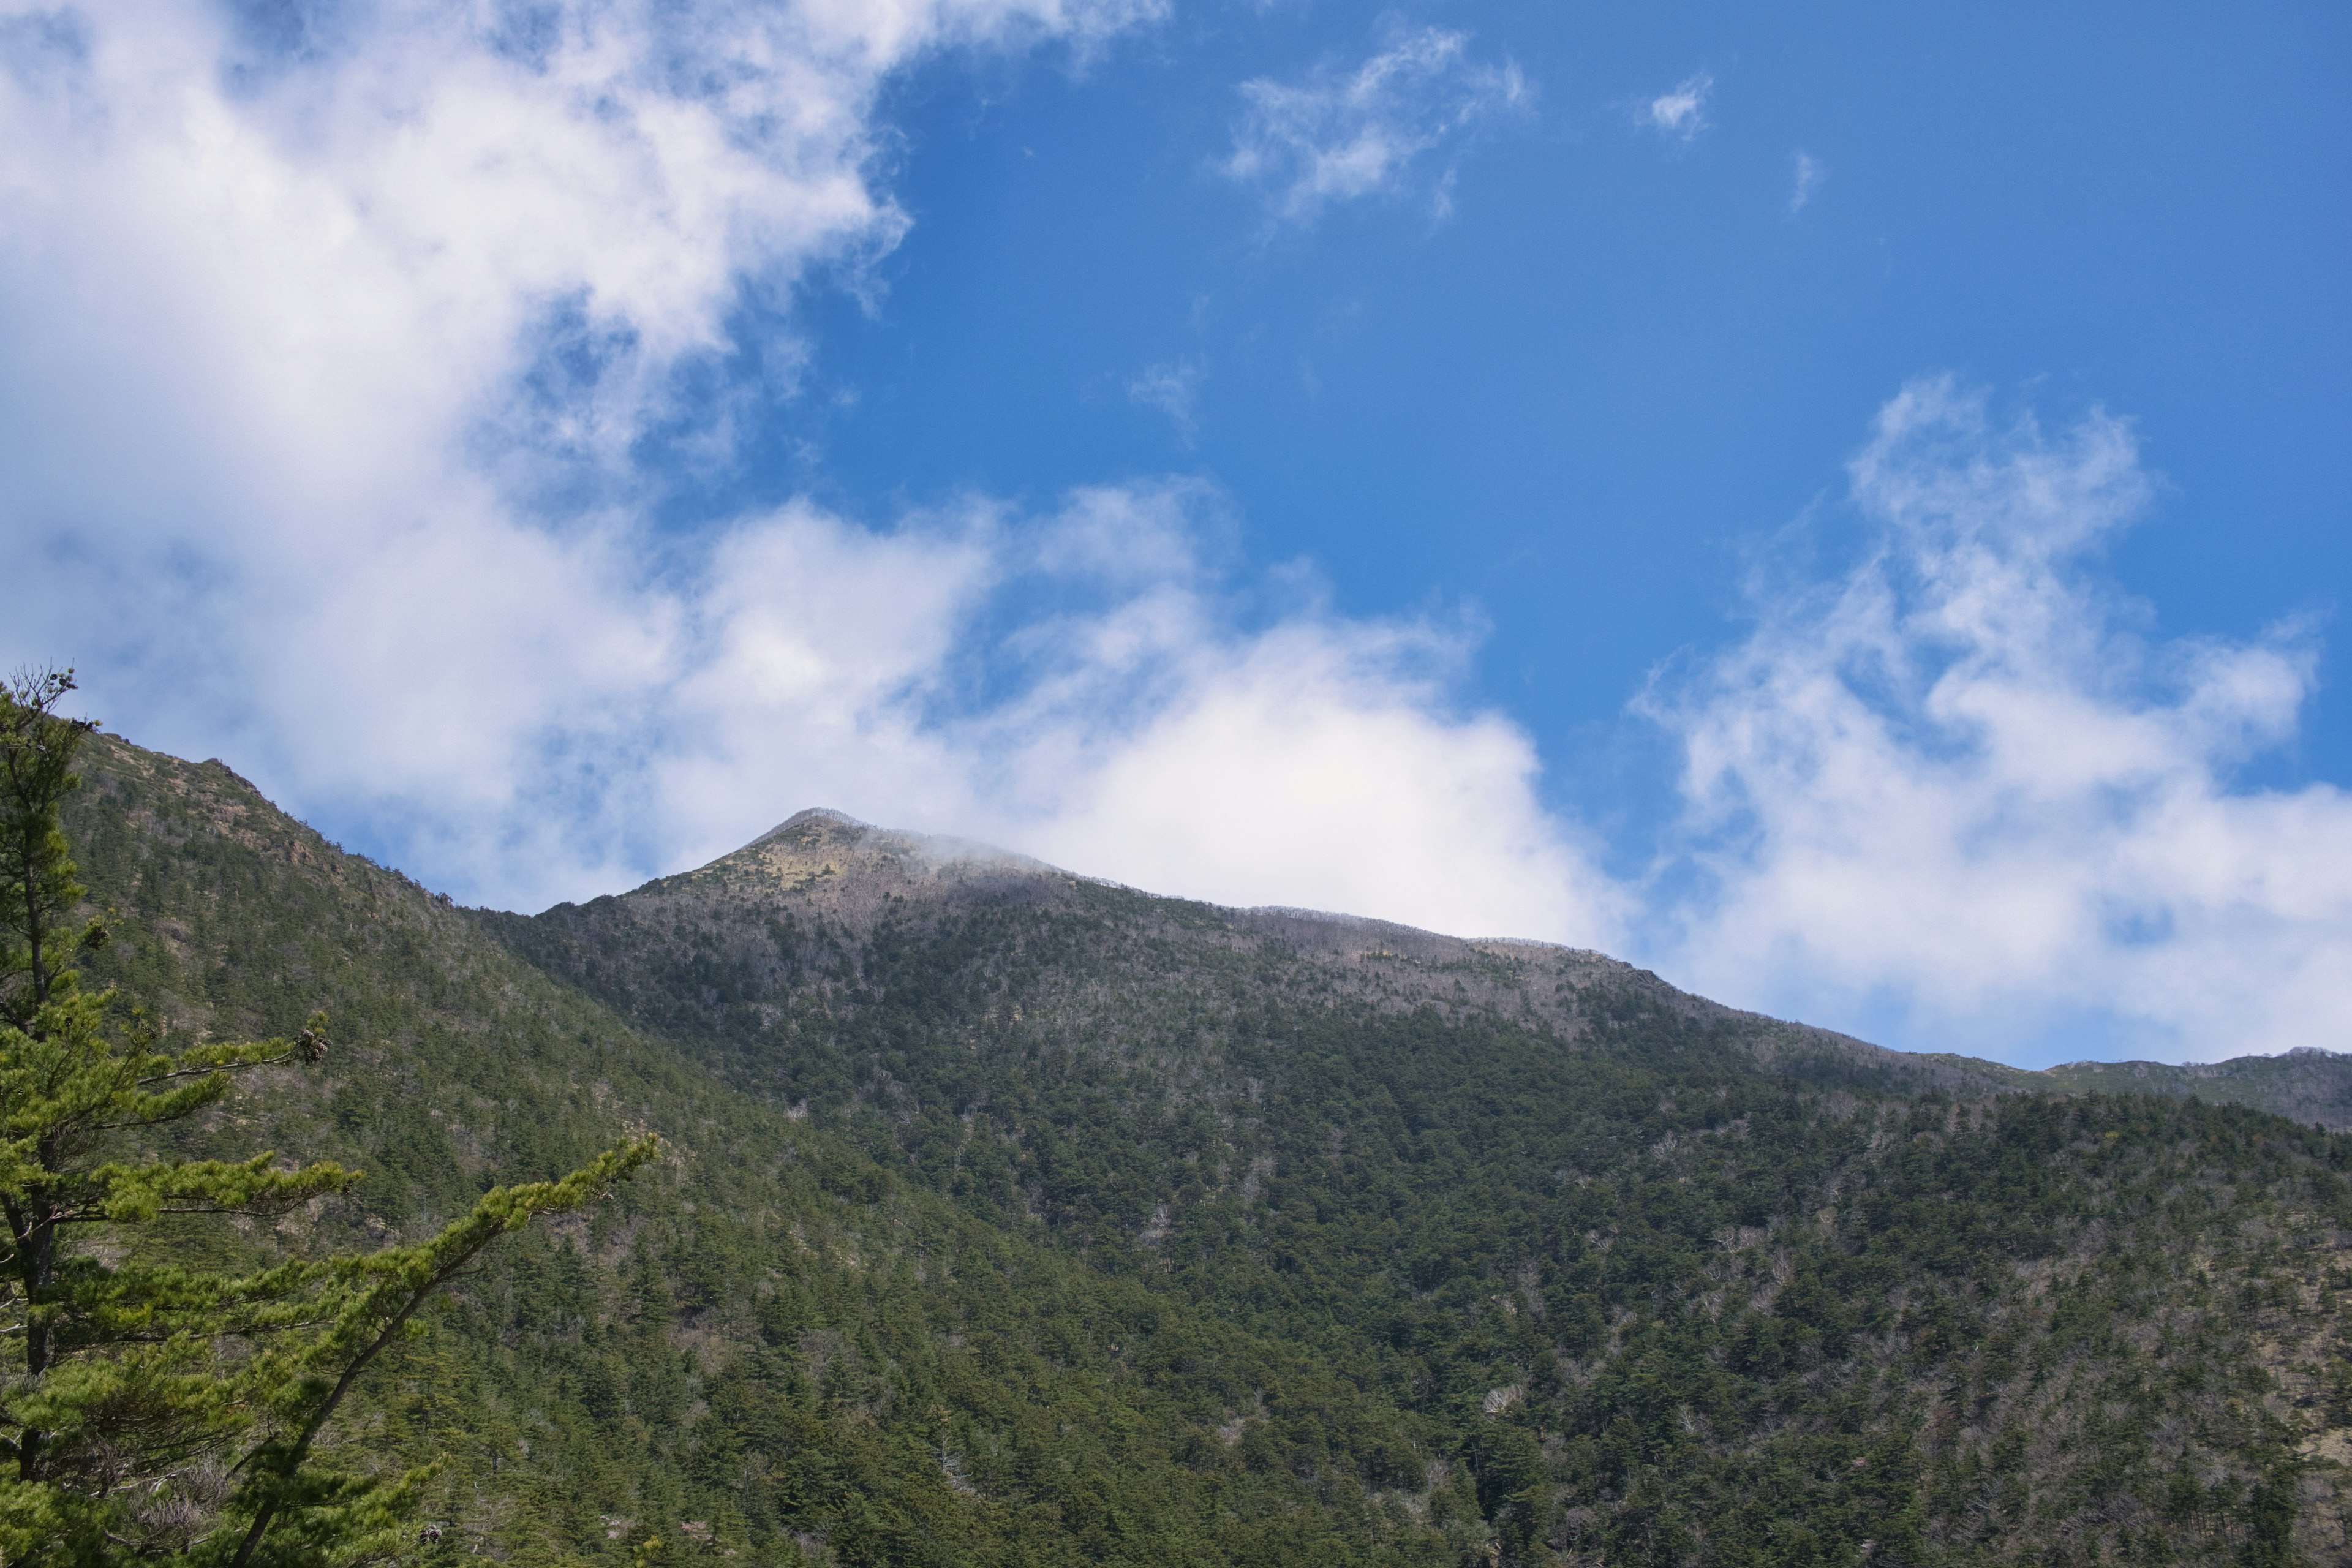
[1126,359,1206,442]
[1222,26,1529,226]
[1789,151,1826,212]
[2,4,2344,1064]
[1643,70,1713,143]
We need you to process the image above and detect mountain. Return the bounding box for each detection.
[488,807,2352,1132]
[485,807,2007,1090]
[62,739,2352,1567]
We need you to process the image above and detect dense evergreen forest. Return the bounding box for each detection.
[53,736,2352,1566]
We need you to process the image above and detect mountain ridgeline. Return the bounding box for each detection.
[62,739,2352,1567]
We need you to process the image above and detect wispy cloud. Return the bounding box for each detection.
[1643,71,1713,143]
[2,7,2343,1065]
[0,0,1164,897]
[1223,27,1528,227]
[1645,379,2352,1061]
[0,0,1616,952]
[1788,150,1826,212]
[1127,359,1205,442]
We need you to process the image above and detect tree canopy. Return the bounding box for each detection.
[0,669,653,1566]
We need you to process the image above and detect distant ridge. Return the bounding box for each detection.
[2040,1048,2352,1130]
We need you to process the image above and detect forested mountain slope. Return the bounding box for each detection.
[487,809,2014,1099]
[64,740,1448,1567]
[492,808,2352,1131]
[65,744,2352,1566]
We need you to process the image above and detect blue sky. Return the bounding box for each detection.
[2,0,2346,1065]
[796,1,2350,811]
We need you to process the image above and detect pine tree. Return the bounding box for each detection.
[0,669,655,1565]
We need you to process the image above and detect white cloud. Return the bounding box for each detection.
[1788,150,1825,212]
[601,482,1632,951]
[1127,358,1204,441]
[1643,70,1712,143]
[962,496,1624,943]
[4,7,2343,1065]
[1645,379,2352,1061]
[1014,619,1624,943]
[0,0,1159,895]
[0,0,1614,956]
[1223,26,1528,227]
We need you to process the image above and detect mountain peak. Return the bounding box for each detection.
[756,806,872,839]
[637,807,1076,935]
[739,808,1057,878]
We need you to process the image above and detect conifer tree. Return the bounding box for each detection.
[0,668,655,1565]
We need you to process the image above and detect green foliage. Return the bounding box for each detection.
[203,1136,660,1568]
[0,675,652,1566]
[45,729,2352,1566]
[493,832,2351,1566]
[1,666,106,1031]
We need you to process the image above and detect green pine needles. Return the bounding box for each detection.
[0,669,656,1567]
